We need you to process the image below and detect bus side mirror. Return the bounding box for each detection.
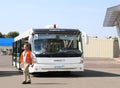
[82,32,89,44]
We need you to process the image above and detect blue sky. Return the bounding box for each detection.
[0,0,120,38]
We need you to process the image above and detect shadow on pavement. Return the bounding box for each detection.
[31,82,67,85]
[81,69,120,77]
[0,69,119,78]
[0,71,22,77]
[32,69,120,78]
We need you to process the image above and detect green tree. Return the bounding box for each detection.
[6,31,19,38]
[0,32,2,37]
[0,32,5,38]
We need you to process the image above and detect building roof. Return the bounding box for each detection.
[103,4,120,27]
[0,38,14,46]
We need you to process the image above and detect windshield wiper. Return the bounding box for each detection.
[35,50,82,57]
[59,50,82,56]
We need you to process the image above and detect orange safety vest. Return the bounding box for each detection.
[20,50,32,64]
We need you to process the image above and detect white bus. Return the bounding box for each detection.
[12,25,87,73]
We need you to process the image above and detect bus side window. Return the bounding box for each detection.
[28,43,31,50]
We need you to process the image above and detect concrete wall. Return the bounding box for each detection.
[82,37,119,58]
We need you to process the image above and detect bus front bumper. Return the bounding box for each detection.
[29,63,84,73]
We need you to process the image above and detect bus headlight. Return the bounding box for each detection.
[80,58,84,63]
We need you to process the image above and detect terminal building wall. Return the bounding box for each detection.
[82,37,119,58]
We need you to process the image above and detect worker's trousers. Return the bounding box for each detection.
[21,64,31,82]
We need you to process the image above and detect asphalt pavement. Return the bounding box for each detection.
[0,55,120,88]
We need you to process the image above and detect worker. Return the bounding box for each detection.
[20,43,35,84]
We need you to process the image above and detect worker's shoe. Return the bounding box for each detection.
[22,81,28,84]
[27,81,31,84]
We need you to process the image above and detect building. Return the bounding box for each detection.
[82,37,119,58]
[0,38,14,55]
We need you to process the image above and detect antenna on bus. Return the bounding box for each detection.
[53,24,56,28]
[45,24,58,28]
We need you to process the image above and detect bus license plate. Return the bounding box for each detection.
[55,65,64,68]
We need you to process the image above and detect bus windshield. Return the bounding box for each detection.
[33,34,83,57]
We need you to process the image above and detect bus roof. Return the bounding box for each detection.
[14,28,81,41]
[33,28,81,34]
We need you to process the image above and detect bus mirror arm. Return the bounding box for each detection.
[28,34,33,43]
[82,32,89,44]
